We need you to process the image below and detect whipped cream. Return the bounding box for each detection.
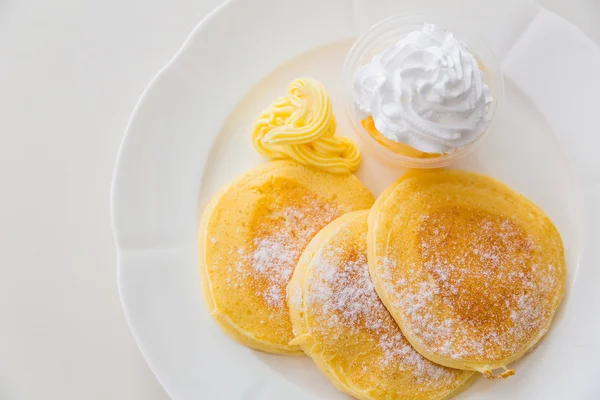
[353,23,493,154]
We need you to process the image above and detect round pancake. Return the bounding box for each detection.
[199,160,374,354]
[287,211,474,399]
[368,170,566,376]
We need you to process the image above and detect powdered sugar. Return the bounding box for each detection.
[379,209,563,362]
[288,280,303,310]
[307,247,458,386]
[237,196,339,308]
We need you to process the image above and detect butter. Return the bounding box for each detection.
[252,78,360,173]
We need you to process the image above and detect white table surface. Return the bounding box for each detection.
[0,0,598,399]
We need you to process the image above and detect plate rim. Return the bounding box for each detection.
[110,0,237,396]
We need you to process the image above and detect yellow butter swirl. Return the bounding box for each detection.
[252,78,360,173]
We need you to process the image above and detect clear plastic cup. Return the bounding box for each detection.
[341,14,504,169]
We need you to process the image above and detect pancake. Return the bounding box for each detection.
[287,211,474,399]
[368,170,566,377]
[199,160,374,354]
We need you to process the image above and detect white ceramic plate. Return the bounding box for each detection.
[111,0,600,398]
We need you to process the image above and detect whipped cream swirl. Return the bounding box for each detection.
[353,24,493,154]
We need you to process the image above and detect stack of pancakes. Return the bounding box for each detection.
[200,161,566,399]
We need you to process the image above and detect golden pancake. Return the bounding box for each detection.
[287,211,474,399]
[368,170,566,377]
[199,160,374,354]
